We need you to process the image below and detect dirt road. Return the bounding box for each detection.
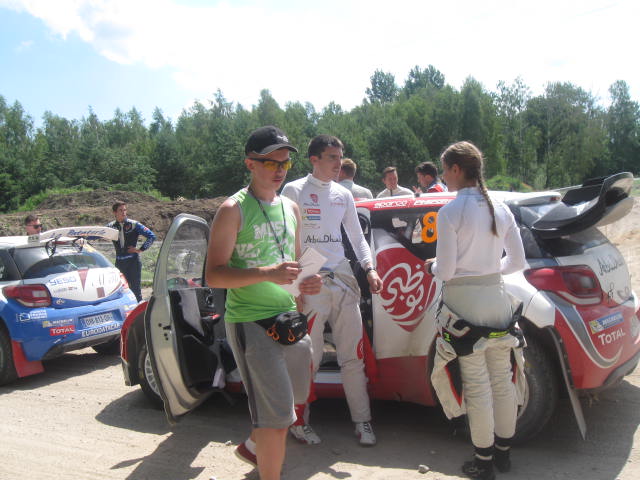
[0,346,639,480]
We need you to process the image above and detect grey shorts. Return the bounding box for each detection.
[225,320,312,429]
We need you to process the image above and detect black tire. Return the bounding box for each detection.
[92,337,121,355]
[0,323,18,386]
[137,342,163,408]
[513,336,559,444]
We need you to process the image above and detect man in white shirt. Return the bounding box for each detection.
[282,134,383,447]
[338,158,373,199]
[376,166,413,198]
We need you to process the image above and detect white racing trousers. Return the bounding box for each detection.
[430,274,526,450]
[297,259,371,423]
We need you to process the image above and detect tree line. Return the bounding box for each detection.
[1,65,638,213]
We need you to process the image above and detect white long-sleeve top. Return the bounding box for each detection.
[282,174,373,270]
[432,187,526,282]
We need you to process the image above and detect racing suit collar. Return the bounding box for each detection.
[457,186,480,196]
[308,173,333,189]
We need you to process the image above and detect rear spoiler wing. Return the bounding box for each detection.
[530,172,634,239]
[28,226,119,244]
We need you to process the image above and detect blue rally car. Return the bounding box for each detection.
[0,226,139,384]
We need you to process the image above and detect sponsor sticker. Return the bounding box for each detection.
[306,208,321,214]
[374,200,409,209]
[49,275,78,286]
[28,309,48,320]
[589,311,624,334]
[413,199,450,206]
[50,325,75,336]
[304,215,321,221]
[49,275,78,287]
[42,318,73,328]
[81,322,120,338]
[597,328,626,345]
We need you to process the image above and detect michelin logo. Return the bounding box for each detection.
[589,312,624,334]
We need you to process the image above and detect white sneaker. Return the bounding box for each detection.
[355,421,376,446]
[289,424,321,445]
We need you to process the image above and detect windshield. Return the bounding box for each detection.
[12,245,113,279]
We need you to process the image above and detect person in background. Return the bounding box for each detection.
[425,141,526,480]
[376,166,413,198]
[24,214,43,235]
[338,158,373,199]
[282,134,383,447]
[414,161,447,195]
[107,201,156,302]
[205,125,321,480]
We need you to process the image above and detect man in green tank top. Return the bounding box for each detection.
[205,126,322,480]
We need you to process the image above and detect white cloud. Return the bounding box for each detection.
[2,0,639,110]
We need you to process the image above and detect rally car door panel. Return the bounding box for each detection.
[144,213,216,424]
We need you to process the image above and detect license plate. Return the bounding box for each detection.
[82,311,115,328]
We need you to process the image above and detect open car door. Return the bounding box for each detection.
[144,213,225,424]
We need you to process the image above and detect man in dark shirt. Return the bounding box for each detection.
[106,201,156,301]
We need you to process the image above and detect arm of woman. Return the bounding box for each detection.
[431,210,457,281]
[500,219,526,275]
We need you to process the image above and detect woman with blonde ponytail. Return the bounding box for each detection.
[425,141,526,480]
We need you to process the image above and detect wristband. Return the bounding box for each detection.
[365,267,376,276]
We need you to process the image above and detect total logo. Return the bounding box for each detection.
[598,328,625,345]
[50,325,75,336]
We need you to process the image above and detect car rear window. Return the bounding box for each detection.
[11,246,112,279]
[370,207,440,261]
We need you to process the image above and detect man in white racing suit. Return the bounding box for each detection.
[282,134,383,446]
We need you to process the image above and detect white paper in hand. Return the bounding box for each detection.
[280,247,327,297]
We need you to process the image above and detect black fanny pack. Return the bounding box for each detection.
[256,311,308,345]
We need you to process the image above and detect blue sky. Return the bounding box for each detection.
[1,0,639,127]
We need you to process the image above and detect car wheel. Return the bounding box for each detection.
[513,336,559,444]
[0,323,18,385]
[137,342,163,408]
[92,337,121,355]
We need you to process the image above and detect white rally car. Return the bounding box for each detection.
[121,172,638,443]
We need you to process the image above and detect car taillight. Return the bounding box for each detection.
[524,266,602,305]
[3,284,52,307]
[120,273,129,290]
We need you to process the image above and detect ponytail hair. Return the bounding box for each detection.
[441,141,498,236]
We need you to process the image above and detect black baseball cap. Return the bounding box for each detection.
[245,125,298,155]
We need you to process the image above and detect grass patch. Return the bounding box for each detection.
[17,187,94,212]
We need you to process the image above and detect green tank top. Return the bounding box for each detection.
[225,188,297,323]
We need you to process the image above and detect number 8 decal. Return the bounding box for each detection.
[421,211,438,243]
